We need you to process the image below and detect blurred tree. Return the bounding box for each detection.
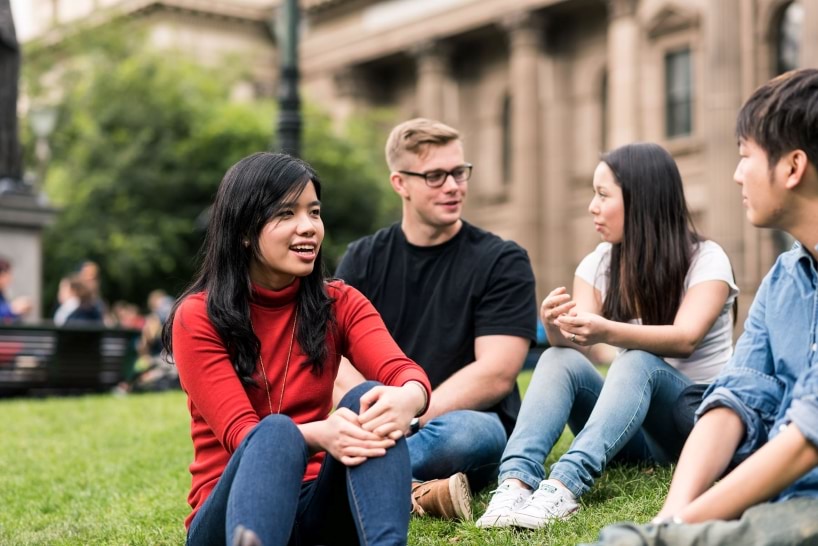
[23,30,395,313]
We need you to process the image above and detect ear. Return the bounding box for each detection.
[390,171,409,199]
[783,149,810,190]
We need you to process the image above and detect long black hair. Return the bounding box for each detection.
[162,152,334,385]
[600,142,700,326]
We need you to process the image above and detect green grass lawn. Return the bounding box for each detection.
[0,371,671,545]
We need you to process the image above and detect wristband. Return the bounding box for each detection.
[409,417,421,436]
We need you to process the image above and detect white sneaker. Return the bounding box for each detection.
[512,479,579,529]
[475,482,533,528]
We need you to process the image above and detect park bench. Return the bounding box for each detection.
[0,323,140,396]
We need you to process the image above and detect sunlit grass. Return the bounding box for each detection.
[0,369,669,545]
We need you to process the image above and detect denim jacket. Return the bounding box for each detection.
[697,242,818,501]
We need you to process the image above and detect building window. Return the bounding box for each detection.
[665,48,692,138]
[777,1,803,74]
[501,93,512,186]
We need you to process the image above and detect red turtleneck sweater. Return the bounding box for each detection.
[173,279,431,528]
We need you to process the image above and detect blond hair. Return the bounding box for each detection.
[385,118,460,171]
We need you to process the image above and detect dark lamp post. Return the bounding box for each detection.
[276,0,301,157]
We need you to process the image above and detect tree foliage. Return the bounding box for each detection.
[23,32,396,312]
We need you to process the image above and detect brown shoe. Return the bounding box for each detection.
[411,472,473,520]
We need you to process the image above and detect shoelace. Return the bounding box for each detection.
[411,480,441,516]
[486,485,529,512]
[525,484,569,516]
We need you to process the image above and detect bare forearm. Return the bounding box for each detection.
[659,408,744,517]
[422,364,515,423]
[605,321,699,358]
[680,424,818,523]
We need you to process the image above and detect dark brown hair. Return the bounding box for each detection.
[600,143,700,326]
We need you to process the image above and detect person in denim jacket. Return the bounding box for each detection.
[585,68,818,546]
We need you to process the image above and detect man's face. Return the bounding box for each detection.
[734,138,789,228]
[392,140,468,231]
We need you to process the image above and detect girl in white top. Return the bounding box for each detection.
[477,142,738,530]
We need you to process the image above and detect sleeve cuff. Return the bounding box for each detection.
[697,387,765,462]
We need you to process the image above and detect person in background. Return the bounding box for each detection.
[53,273,103,326]
[0,256,31,324]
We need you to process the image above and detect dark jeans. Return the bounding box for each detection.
[186,381,411,546]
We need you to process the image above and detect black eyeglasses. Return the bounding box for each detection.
[398,163,473,188]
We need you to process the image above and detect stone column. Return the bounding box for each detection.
[704,0,746,284]
[606,0,640,148]
[803,0,818,67]
[542,63,573,296]
[0,192,56,322]
[504,12,543,293]
[739,0,763,314]
[413,41,449,121]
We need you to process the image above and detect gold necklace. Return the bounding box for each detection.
[257,310,297,416]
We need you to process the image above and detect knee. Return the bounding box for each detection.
[248,414,302,445]
[425,411,506,458]
[539,347,589,370]
[608,350,662,380]
[337,380,382,413]
[536,347,596,384]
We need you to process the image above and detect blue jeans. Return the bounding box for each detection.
[186,381,411,546]
[499,347,691,498]
[408,409,507,493]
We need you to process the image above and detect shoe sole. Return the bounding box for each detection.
[449,473,473,521]
[475,514,516,528]
[512,506,579,529]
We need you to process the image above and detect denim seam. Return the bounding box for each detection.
[346,468,371,546]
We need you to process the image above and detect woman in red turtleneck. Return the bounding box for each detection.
[163,153,431,546]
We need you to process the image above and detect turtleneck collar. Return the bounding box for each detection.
[250,277,301,309]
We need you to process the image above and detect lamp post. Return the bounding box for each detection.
[28,104,57,191]
[276,0,301,157]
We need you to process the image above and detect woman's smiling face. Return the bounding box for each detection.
[249,181,324,290]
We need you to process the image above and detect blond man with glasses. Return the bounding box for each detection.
[334,118,537,521]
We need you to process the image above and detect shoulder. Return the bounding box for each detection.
[576,242,611,272]
[173,292,209,329]
[693,239,730,261]
[326,280,367,306]
[344,224,401,258]
[688,240,735,277]
[775,242,811,277]
[461,222,530,262]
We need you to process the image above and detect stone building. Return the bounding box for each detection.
[23,0,817,319]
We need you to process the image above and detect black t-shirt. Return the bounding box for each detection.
[335,221,537,435]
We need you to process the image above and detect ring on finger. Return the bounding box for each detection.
[570,333,577,343]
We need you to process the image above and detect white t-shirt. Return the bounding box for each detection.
[574,240,738,383]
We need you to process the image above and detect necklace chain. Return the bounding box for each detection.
[257,310,297,416]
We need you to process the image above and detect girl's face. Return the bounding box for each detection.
[249,181,324,290]
[588,162,625,244]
